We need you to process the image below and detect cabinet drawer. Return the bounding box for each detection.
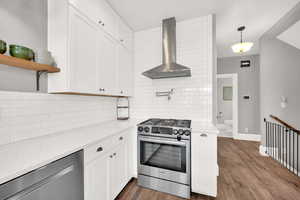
[110,132,127,147]
[84,137,113,164]
[84,133,127,164]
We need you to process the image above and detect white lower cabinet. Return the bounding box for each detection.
[192,132,218,197]
[85,154,110,200]
[84,131,131,200]
[109,143,127,199]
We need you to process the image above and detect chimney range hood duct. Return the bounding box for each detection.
[142,17,191,79]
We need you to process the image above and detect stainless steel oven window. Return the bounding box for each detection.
[139,138,187,173]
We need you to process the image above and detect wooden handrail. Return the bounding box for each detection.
[270,115,300,134]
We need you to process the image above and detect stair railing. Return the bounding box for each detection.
[264,115,300,176]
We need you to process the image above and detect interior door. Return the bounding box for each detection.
[97,32,118,95]
[117,44,133,96]
[69,7,98,93]
[85,154,109,200]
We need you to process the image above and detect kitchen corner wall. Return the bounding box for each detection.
[132,15,215,122]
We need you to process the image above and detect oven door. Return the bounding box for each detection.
[138,136,190,185]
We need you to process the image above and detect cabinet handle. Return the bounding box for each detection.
[98,20,102,24]
[113,153,116,156]
[200,133,208,137]
[97,147,103,152]
[110,155,113,158]
[102,23,105,26]
[120,39,124,42]
[119,136,123,140]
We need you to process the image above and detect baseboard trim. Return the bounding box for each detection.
[259,145,268,156]
[234,133,261,142]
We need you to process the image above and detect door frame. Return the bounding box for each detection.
[216,73,238,139]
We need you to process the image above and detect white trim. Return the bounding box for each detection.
[217,74,238,139]
[259,145,268,156]
[234,133,261,141]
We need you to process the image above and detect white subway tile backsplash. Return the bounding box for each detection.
[0,91,116,146]
[132,15,214,122]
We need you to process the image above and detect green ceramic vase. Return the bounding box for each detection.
[9,45,35,60]
[0,40,7,54]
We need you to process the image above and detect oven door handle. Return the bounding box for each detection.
[139,137,187,146]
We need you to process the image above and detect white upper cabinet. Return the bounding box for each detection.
[97,33,118,95]
[69,7,98,93]
[69,0,117,37]
[118,19,134,51]
[48,0,134,97]
[117,44,133,96]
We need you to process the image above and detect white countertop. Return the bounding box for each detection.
[0,118,218,185]
[0,120,134,185]
[191,121,219,134]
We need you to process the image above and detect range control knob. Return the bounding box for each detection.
[178,129,184,135]
[184,130,191,136]
[144,127,150,133]
[173,129,178,135]
[137,126,144,132]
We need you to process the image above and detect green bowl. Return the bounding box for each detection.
[9,45,35,60]
[0,40,7,54]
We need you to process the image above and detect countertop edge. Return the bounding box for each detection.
[0,120,135,185]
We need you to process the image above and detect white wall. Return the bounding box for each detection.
[132,16,215,122]
[0,0,48,92]
[0,91,116,146]
[260,38,300,145]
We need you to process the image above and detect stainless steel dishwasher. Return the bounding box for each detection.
[0,151,84,200]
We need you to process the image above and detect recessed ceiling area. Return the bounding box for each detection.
[108,0,300,57]
[277,20,300,50]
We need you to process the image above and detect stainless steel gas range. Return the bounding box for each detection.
[137,118,191,199]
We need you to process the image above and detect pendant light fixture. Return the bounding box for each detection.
[231,26,253,53]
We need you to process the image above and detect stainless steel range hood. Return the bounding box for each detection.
[142,17,191,79]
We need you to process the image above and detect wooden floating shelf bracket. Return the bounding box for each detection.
[0,54,60,91]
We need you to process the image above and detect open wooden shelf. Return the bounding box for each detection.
[0,54,60,73]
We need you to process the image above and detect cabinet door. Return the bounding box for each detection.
[117,45,133,96]
[97,0,117,37]
[85,154,109,200]
[109,142,128,199]
[192,133,218,197]
[118,19,133,51]
[69,7,98,93]
[69,0,117,38]
[97,32,118,95]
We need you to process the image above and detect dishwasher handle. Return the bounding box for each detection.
[5,165,75,200]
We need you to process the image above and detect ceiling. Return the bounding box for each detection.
[108,0,300,57]
[277,20,300,50]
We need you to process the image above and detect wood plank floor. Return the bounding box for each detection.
[116,138,300,200]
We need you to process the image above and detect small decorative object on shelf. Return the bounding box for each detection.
[9,45,35,61]
[117,97,130,120]
[0,40,7,54]
[35,50,55,66]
